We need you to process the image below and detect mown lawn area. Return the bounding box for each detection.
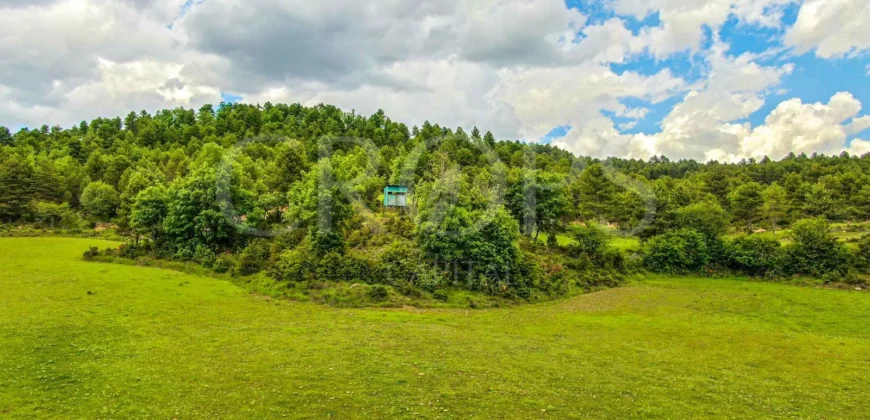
[2,237,870,418]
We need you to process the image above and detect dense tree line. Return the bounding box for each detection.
[3,102,870,298]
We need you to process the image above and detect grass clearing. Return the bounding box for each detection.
[724,220,870,249]
[535,232,642,253]
[2,238,870,418]
[533,232,574,246]
[610,236,642,253]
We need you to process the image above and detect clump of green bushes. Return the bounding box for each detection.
[641,217,867,285]
[724,235,783,277]
[643,229,710,273]
[270,238,446,298]
[564,223,625,270]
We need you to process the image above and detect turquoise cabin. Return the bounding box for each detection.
[383,185,409,207]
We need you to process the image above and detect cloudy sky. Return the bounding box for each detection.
[2,0,869,161]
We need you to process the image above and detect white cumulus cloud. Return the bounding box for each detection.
[785,0,870,58]
[0,0,866,163]
[738,92,868,158]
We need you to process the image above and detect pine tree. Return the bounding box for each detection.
[483,131,496,147]
[803,183,834,219]
[762,182,788,235]
[575,163,616,222]
[0,155,34,222]
[32,159,62,203]
[0,126,11,146]
[729,182,764,232]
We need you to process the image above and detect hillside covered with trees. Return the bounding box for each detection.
[3,102,870,302]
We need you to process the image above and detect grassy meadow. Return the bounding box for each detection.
[536,231,643,252]
[2,237,870,418]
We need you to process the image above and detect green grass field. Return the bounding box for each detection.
[2,238,870,418]
[535,232,642,253]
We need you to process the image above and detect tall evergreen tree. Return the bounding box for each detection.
[729,182,764,232]
[762,182,788,235]
[0,155,34,222]
[574,163,616,222]
[0,126,11,146]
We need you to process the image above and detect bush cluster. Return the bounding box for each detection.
[565,223,626,271]
[725,235,783,277]
[270,239,445,294]
[643,229,710,273]
[642,218,865,283]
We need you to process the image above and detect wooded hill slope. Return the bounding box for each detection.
[3,102,870,298]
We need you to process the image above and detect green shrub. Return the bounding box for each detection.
[600,247,626,271]
[565,223,626,272]
[674,202,728,243]
[546,233,558,247]
[102,246,118,257]
[372,241,445,292]
[416,206,521,294]
[784,218,851,276]
[856,234,870,269]
[317,252,349,282]
[33,202,80,229]
[843,270,867,286]
[567,222,608,257]
[725,235,784,277]
[517,250,561,296]
[395,282,425,298]
[235,239,272,275]
[433,290,449,302]
[823,270,865,285]
[213,254,235,274]
[377,241,426,284]
[384,215,415,239]
[344,221,373,248]
[82,246,99,260]
[577,270,625,289]
[80,181,120,221]
[643,229,710,273]
[192,245,216,268]
[414,268,443,293]
[118,243,151,260]
[310,229,345,257]
[338,253,377,283]
[271,229,307,254]
[270,245,315,282]
[368,285,389,301]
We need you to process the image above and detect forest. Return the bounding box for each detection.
[2,102,870,301]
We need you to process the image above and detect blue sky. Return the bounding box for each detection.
[167,0,202,29]
[542,0,870,149]
[221,92,243,103]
